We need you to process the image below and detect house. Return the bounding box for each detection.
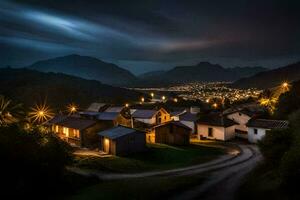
[149,121,191,145]
[86,102,109,112]
[131,108,170,125]
[97,126,146,155]
[247,119,289,143]
[225,109,256,139]
[47,115,103,147]
[179,112,199,134]
[197,114,237,141]
[97,112,131,127]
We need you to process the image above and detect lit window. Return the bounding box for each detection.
[63,127,69,137]
[55,125,59,133]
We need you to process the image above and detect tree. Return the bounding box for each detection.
[0,95,24,126]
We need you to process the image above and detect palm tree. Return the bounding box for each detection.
[0,95,24,126]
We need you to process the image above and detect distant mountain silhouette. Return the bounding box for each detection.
[138,62,266,85]
[27,54,137,86]
[0,68,141,110]
[233,62,300,89]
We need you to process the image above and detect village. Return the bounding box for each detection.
[43,85,288,156]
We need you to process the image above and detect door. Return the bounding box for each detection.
[103,138,110,153]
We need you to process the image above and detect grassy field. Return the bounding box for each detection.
[236,163,300,200]
[73,142,225,173]
[63,173,208,200]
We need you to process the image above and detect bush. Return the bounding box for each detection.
[258,128,292,167]
[0,124,73,196]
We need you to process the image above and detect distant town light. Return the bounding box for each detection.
[125,103,129,107]
[141,97,145,102]
[206,99,210,103]
[174,98,178,103]
[162,96,166,100]
[150,92,154,97]
[212,103,218,109]
[282,82,288,88]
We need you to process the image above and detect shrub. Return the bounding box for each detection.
[0,124,73,196]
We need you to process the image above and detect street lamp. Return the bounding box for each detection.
[162,96,166,101]
[150,92,154,98]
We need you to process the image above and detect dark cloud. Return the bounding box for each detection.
[0,0,299,74]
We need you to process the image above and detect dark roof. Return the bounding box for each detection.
[86,103,107,112]
[170,110,186,117]
[197,115,237,127]
[154,121,192,130]
[247,119,289,129]
[97,126,144,139]
[46,115,68,125]
[179,112,198,122]
[105,106,124,113]
[225,109,256,118]
[56,117,97,130]
[132,109,157,119]
[79,111,100,116]
[97,112,119,121]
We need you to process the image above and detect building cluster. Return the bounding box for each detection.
[45,101,288,156]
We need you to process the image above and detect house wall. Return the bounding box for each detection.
[116,114,132,127]
[227,112,251,132]
[146,129,155,143]
[115,132,146,155]
[248,127,268,143]
[156,109,171,124]
[155,124,190,145]
[197,124,236,141]
[82,122,113,148]
[197,124,226,140]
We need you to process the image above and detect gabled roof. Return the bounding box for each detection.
[197,114,237,127]
[247,119,289,129]
[86,103,107,112]
[97,112,119,121]
[97,126,144,139]
[179,112,198,122]
[104,106,124,113]
[154,121,192,130]
[132,109,158,119]
[56,116,97,130]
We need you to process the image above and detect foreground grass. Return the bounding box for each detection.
[73,142,225,173]
[64,174,208,200]
[236,163,300,200]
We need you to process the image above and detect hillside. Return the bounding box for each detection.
[233,62,300,89]
[27,54,137,86]
[138,62,266,85]
[0,68,141,110]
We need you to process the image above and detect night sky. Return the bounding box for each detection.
[0,0,299,74]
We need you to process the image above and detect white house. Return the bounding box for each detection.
[225,109,255,139]
[197,114,237,141]
[131,108,170,125]
[247,119,289,143]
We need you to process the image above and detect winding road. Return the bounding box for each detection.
[69,143,262,200]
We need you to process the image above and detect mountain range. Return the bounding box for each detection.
[138,62,267,85]
[28,54,137,86]
[25,55,267,86]
[0,68,141,110]
[233,62,300,89]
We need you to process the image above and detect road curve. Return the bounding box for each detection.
[68,144,259,182]
[171,145,262,200]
